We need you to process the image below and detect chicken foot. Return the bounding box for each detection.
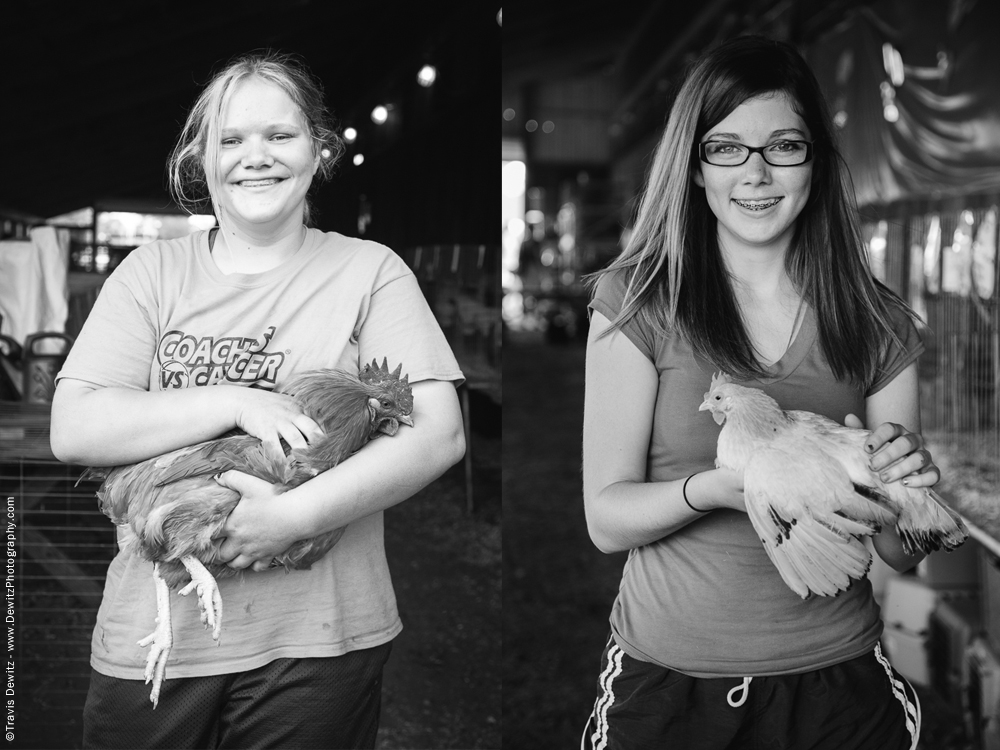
[137,562,172,708]
[137,557,223,709]
[178,555,223,642]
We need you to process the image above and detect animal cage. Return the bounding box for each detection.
[862,203,1000,514]
[0,403,114,750]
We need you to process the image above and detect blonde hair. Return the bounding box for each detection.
[168,51,345,226]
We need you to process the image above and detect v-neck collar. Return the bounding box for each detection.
[754,303,815,384]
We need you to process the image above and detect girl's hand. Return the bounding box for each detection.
[214,470,308,571]
[229,387,324,461]
[845,413,940,488]
[689,468,746,512]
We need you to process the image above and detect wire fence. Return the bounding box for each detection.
[863,203,1000,498]
[0,448,112,750]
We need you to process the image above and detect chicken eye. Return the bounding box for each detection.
[714,394,722,401]
[381,399,391,407]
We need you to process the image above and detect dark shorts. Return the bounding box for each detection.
[83,643,392,750]
[586,638,919,750]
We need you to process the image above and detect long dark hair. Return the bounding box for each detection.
[594,35,908,386]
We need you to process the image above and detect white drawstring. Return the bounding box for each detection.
[727,676,753,707]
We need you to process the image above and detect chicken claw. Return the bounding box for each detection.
[138,562,172,708]
[178,555,223,642]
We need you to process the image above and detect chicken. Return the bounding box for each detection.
[81,358,414,707]
[698,372,967,599]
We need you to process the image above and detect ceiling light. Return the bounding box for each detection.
[416,64,437,87]
[343,127,357,143]
[371,105,388,125]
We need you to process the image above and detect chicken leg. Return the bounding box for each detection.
[137,562,172,708]
[178,555,224,641]
[137,557,223,709]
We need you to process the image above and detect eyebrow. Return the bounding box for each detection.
[220,122,302,136]
[706,128,808,141]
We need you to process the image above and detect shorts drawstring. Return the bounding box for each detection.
[727,676,753,708]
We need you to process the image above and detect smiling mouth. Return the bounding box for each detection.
[733,198,782,211]
[237,178,284,187]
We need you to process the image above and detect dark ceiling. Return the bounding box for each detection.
[502,0,877,155]
[3,1,498,247]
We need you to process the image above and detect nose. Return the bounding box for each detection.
[241,137,274,168]
[741,152,771,184]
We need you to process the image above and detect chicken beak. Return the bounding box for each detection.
[397,414,414,428]
[698,396,726,425]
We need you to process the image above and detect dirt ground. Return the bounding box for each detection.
[502,332,970,750]
[379,393,502,750]
[503,332,628,748]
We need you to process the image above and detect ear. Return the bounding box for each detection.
[693,167,705,188]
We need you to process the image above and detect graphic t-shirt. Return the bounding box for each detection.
[58,228,463,679]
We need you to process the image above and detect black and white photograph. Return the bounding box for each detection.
[1,3,499,749]
[504,2,999,749]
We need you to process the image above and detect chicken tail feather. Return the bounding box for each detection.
[895,487,969,556]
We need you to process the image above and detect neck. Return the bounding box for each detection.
[214,219,307,274]
[720,240,789,296]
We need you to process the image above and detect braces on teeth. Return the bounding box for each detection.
[734,198,780,210]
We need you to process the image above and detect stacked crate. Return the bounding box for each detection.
[967,547,1000,749]
[881,541,979,690]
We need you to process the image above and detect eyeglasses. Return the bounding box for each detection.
[698,140,814,167]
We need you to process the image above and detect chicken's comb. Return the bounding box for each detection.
[360,357,409,386]
[710,371,732,390]
[360,358,413,410]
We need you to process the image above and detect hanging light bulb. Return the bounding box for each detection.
[416,64,437,87]
[343,127,357,143]
[353,153,365,166]
[371,105,388,125]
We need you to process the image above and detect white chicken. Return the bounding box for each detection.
[699,372,968,599]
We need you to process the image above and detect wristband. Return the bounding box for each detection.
[682,472,709,513]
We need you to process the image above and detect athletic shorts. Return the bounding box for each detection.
[83,644,392,749]
[586,637,919,750]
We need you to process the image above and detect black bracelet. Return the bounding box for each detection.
[682,473,709,513]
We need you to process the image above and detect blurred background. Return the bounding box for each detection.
[503,1,999,748]
[0,3,500,749]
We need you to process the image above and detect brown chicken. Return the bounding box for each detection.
[82,358,414,707]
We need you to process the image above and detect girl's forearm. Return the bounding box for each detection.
[584,470,742,554]
[50,382,244,466]
[279,380,465,537]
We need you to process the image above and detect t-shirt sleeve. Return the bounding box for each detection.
[587,268,657,362]
[866,299,926,396]
[56,251,158,390]
[355,253,464,386]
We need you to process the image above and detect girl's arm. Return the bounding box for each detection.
[581,311,744,555]
[50,378,323,466]
[863,362,939,571]
[215,378,465,569]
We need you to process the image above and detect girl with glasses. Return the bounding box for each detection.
[583,35,934,749]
